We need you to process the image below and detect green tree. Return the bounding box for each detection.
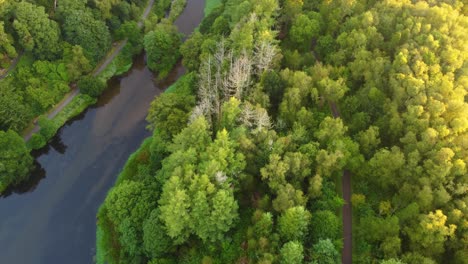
[144,24,182,78]
[289,14,319,51]
[254,212,273,237]
[63,9,111,62]
[180,31,204,71]
[407,210,456,258]
[278,206,311,241]
[310,239,340,264]
[280,241,303,264]
[0,86,33,131]
[38,116,56,140]
[309,210,340,242]
[0,22,17,62]
[146,92,195,138]
[143,209,172,258]
[158,177,191,244]
[13,1,61,59]
[0,130,33,193]
[78,76,106,97]
[317,77,349,103]
[62,44,92,81]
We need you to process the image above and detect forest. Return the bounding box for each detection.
[0,0,466,263]
[96,0,467,264]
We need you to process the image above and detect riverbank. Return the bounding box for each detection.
[95,0,207,261]
[95,71,194,263]
[204,0,221,16]
[23,0,156,148]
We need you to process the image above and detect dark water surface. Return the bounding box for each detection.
[0,1,204,263]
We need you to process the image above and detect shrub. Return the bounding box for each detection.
[78,76,106,97]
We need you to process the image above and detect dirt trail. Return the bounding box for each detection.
[330,102,352,264]
[0,52,23,80]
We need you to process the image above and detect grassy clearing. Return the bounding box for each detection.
[204,0,222,17]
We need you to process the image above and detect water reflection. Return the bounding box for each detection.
[0,161,46,198]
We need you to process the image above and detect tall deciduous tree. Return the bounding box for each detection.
[13,1,61,60]
[278,206,311,242]
[63,9,111,62]
[0,130,33,193]
[144,23,181,78]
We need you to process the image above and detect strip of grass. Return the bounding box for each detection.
[204,0,222,17]
[95,224,105,264]
[95,137,152,264]
[27,94,97,150]
[96,43,135,81]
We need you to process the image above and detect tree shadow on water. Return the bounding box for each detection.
[1,160,46,198]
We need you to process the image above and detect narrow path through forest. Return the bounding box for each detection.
[0,51,23,80]
[23,0,155,141]
[330,102,352,264]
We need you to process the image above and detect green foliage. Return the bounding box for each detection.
[289,14,319,51]
[204,0,222,17]
[97,0,468,263]
[380,259,406,264]
[27,133,46,150]
[38,116,56,139]
[154,0,172,18]
[180,32,204,71]
[143,209,172,258]
[63,9,111,62]
[310,239,340,264]
[144,23,182,78]
[105,180,157,258]
[13,1,62,60]
[278,206,311,242]
[168,0,187,23]
[0,130,33,193]
[0,83,33,131]
[0,22,17,64]
[309,210,340,243]
[62,44,92,81]
[146,92,195,138]
[199,5,224,34]
[280,241,303,264]
[78,76,106,98]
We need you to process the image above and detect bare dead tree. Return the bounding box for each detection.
[254,40,278,75]
[239,103,256,128]
[193,41,230,124]
[254,107,272,131]
[238,102,272,132]
[223,50,252,99]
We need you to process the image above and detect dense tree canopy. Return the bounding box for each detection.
[13,1,61,60]
[98,0,467,263]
